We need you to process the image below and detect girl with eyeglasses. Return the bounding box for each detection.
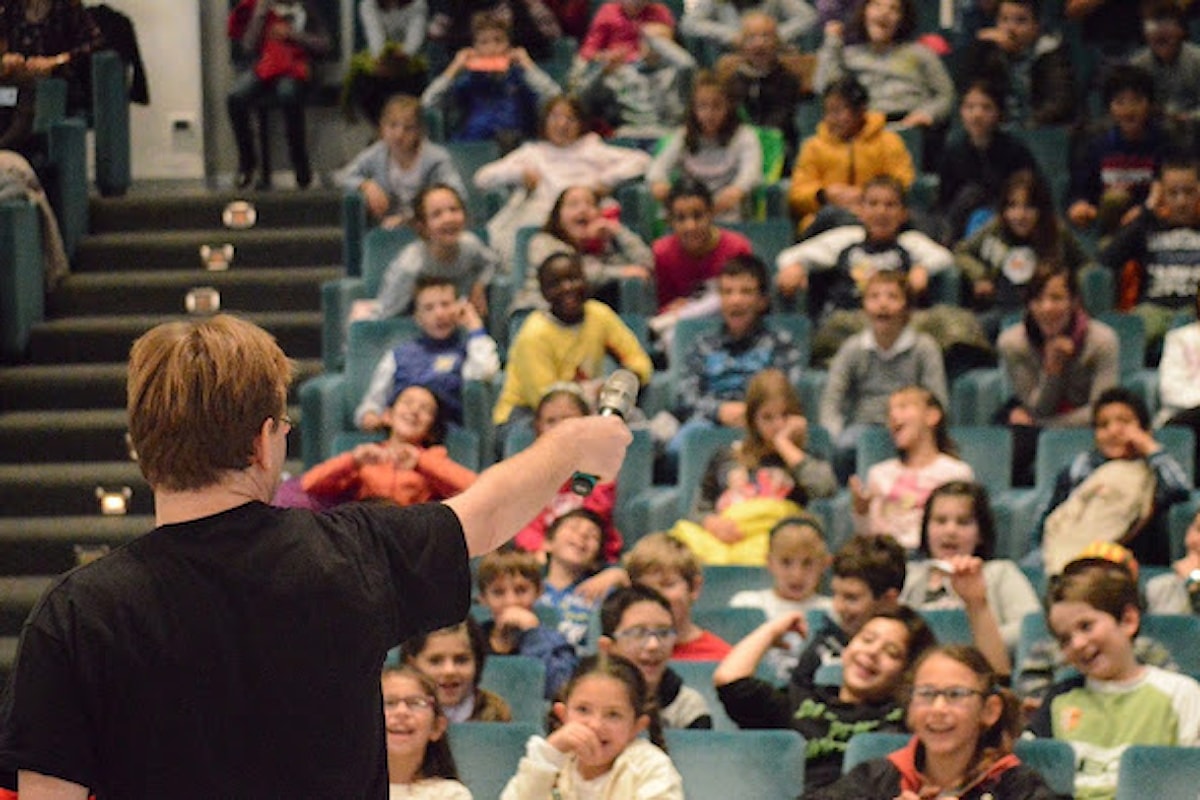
[714,606,936,796]
[380,665,473,799]
[811,644,1061,800]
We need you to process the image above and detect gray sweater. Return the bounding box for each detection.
[333,140,466,220]
[815,34,955,124]
[373,232,499,319]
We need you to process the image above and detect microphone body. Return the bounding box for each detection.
[570,369,639,495]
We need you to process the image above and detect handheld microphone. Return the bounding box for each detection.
[570,369,639,495]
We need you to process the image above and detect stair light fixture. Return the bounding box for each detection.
[222,200,257,230]
[185,287,221,315]
[200,243,234,271]
[95,486,132,516]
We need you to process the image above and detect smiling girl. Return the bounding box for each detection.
[500,653,683,799]
[380,665,472,799]
[714,606,936,795]
[402,618,512,723]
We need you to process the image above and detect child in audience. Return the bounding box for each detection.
[901,481,1040,673]
[788,75,914,234]
[792,534,908,688]
[1157,284,1200,453]
[421,11,561,144]
[624,532,732,660]
[1026,557,1200,800]
[1101,151,1200,353]
[521,185,653,311]
[714,606,936,795]
[356,275,500,429]
[672,369,837,566]
[515,385,623,564]
[572,20,696,143]
[474,95,650,265]
[813,645,1060,800]
[776,175,954,321]
[1131,1,1200,143]
[814,0,955,132]
[647,71,763,222]
[598,584,713,729]
[335,94,466,229]
[402,618,513,722]
[818,271,948,481]
[355,184,497,321]
[1172,508,1200,614]
[997,262,1119,486]
[681,0,817,51]
[730,515,833,682]
[539,508,630,650]
[295,385,475,509]
[578,0,677,63]
[1067,64,1171,235]
[1015,542,1190,705]
[650,178,753,334]
[493,252,652,427]
[380,665,472,800]
[477,548,578,699]
[851,386,975,552]
[500,653,684,799]
[956,168,1094,342]
[1034,387,1190,571]
[935,78,1038,244]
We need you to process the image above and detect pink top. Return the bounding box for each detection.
[579,2,676,61]
[513,479,624,564]
[652,229,753,310]
[854,454,975,550]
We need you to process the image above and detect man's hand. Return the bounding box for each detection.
[551,415,632,486]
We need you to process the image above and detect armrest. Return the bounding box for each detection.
[0,200,43,360]
[45,117,86,258]
[321,277,367,371]
[299,372,349,468]
[91,50,130,198]
[342,190,366,278]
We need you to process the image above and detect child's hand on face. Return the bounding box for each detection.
[457,298,483,331]
[774,415,808,451]
[449,47,475,73]
[547,720,605,761]
[495,606,541,639]
[1123,426,1162,458]
[848,475,873,515]
[575,566,631,602]
[703,514,745,544]
[1043,335,1076,376]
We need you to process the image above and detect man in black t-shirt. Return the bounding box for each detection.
[0,314,630,800]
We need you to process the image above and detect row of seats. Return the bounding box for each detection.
[445,721,1199,799]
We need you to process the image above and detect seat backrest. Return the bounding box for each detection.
[1013,738,1076,798]
[361,226,416,296]
[664,728,807,800]
[1034,428,1094,491]
[917,608,973,645]
[342,318,421,425]
[841,731,910,773]
[1097,312,1146,378]
[951,425,1014,492]
[854,425,894,479]
[1158,425,1195,484]
[813,662,843,687]
[511,225,544,295]
[726,218,796,268]
[1140,614,1200,674]
[1168,494,1200,562]
[449,721,542,800]
[698,565,773,609]
[1115,744,1200,800]
[691,606,766,647]
[675,425,744,517]
[665,659,740,731]
[479,655,548,725]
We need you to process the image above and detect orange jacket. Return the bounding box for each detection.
[788,111,914,230]
[301,446,475,506]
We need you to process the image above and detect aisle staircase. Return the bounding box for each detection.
[0,187,342,682]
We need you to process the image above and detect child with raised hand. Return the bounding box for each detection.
[671,369,837,566]
[625,532,732,660]
[792,534,907,689]
[295,385,475,509]
[354,183,498,322]
[851,385,974,552]
[647,70,763,222]
[1026,558,1200,799]
[380,665,473,799]
[812,645,1061,800]
[521,184,653,311]
[819,271,948,482]
[1035,387,1190,571]
[335,94,466,229]
[356,275,500,430]
[681,0,818,51]
[514,385,624,565]
[901,481,1040,675]
[1173,509,1200,614]
[493,252,652,427]
[421,10,561,144]
[539,508,631,651]
[402,618,513,723]
[714,606,936,795]
[598,584,713,729]
[477,547,578,700]
[474,94,651,266]
[500,652,684,800]
[956,168,1094,342]
[730,515,833,682]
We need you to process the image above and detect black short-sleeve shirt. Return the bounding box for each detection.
[0,500,470,799]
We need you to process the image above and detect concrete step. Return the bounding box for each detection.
[88,189,343,233]
[74,227,343,272]
[0,514,153,574]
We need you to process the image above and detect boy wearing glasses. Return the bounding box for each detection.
[598,585,713,729]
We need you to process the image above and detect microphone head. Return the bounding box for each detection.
[597,369,639,419]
